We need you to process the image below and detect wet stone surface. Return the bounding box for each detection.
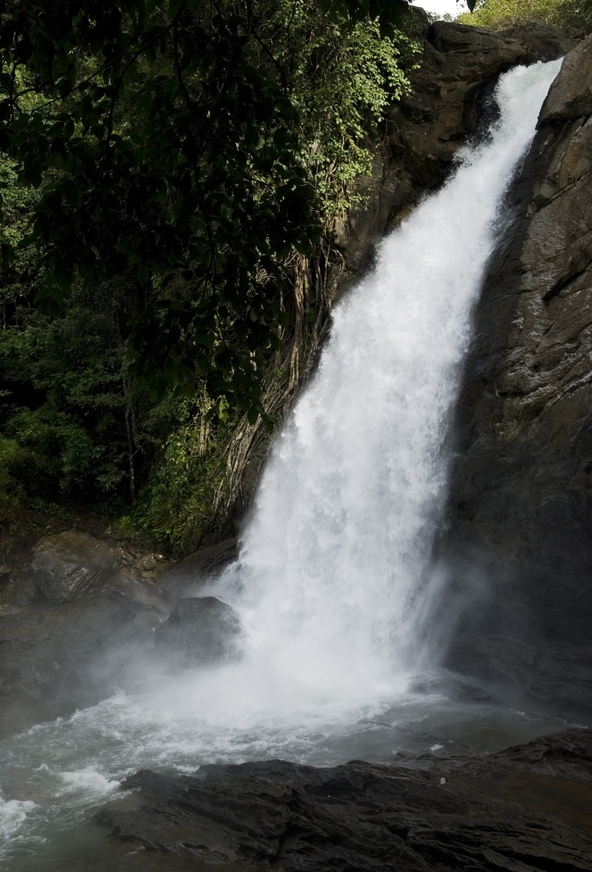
[97,729,592,871]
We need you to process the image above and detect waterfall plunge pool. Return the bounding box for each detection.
[1,668,586,872]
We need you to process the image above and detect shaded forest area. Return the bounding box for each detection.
[0,0,589,556]
[0,0,418,552]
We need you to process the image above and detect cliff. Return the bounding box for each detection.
[444,33,592,709]
[223,17,580,527]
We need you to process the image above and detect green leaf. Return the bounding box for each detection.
[168,0,185,18]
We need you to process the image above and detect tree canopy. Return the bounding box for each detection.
[0,0,422,548]
[0,0,416,418]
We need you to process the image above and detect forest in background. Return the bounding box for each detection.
[458,0,592,29]
[0,0,589,557]
[0,0,419,553]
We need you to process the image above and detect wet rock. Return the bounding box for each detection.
[154,596,243,668]
[0,592,156,737]
[106,569,169,616]
[157,538,238,603]
[30,531,123,602]
[96,730,592,871]
[443,32,592,696]
[539,32,592,123]
[492,727,592,775]
[0,568,39,608]
[334,21,578,287]
[447,636,592,712]
[0,531,240,734]
[502,22,581,61]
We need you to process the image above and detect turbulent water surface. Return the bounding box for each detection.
[1,59,578,871]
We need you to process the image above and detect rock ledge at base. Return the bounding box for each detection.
[97,729,592,871]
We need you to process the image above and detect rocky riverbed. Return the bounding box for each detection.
[96,728,592,871]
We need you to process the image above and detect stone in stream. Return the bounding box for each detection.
[96,729,592,871]
[154,596,243,667]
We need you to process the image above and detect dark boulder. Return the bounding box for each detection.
[157,538,238,604]
[29,531,123,602]
[502,22,581,61]
[446,635,592,713]
[96,729,592,871]
[154,596,243,667]
[539,32,592,122]
[0,533,241,735]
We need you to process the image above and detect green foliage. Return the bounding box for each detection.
[0,0,420,550]
[120,400,232,554]
[28,497,73,523]
[1,282,129,495]
[279,7,417,219]
[0,0,416,419]
[459,0,592,29]
[0,435,27,532]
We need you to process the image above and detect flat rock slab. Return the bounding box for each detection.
[97,729,592,871]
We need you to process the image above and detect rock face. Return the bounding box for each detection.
[96,729,592,871]
[0,593,155,737]
[334,20,579,284]
[29,531,123,602]
[447,635,592,711]
[539,34,592,121]
[157,538,238,604]
[154,596,243,667]
[443,34,592,704]
[0,531,172,737]
[0,529,240,736]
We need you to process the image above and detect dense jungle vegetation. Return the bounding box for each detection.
[0,0,587,556]
[0,0,421,553]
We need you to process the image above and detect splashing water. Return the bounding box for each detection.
[216,57,564,699]
[0,59,569,871]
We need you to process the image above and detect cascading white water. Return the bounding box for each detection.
[0,59,570,872]
[217,57,563,697]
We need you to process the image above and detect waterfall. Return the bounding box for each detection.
[0,58,566,872]
[217,57,562,701]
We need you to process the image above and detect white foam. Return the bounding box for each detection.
[57,766,121,799]
[0,794,37,851]
[213,58,563,705]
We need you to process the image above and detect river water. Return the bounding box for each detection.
[1,58,579,871]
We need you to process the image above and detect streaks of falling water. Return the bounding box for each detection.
[0,58,565,872]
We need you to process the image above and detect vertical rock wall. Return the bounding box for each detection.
[445,34,592,705]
